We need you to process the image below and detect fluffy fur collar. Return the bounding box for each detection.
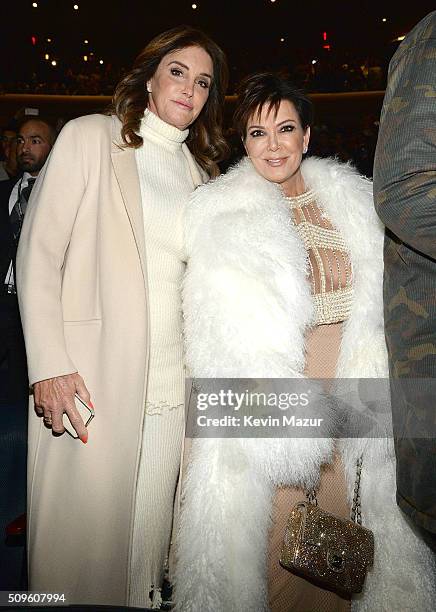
[184,156,387,379]
[175,157,436,612]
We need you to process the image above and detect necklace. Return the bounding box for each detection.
[284,189,315,208]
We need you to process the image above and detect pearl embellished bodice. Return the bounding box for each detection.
[286,189,353,325]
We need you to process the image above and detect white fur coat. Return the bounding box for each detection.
[175,157,435,611]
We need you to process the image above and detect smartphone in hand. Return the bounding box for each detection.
[62,394,95,438]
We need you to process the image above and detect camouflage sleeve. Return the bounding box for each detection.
[373,11,436,259]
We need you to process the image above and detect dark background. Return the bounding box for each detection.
[1,1,435,93]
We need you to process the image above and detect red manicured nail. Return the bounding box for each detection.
[89,401,94,409]
[80,432,88,444]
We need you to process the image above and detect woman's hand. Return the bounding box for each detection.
[33,373,91,443]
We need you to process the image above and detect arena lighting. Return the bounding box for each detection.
[31,35,37,45]
[47,38,52,42]
[84,39,89,44]
[280,38,285,42]
[312,59,317,64]
[99,59,104,64]
[51,60,57,66]
[396,35,406,41]
[323,31,327,41]
[191,3,197,8]
[83,55,88,61]
[382,18,387,22]
[32,2,38,7]
[44,53,49,60]
[73,4,79,9]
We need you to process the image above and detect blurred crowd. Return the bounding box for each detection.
[306,117,379,178]
[298,57,385,92]
[2,53,387,96]
[1,63,122,97]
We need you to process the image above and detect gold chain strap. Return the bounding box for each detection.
[306,455,363,524]
[350,455,363,525]
[306,489,318,506]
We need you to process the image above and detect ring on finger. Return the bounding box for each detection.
[43,415,53,425]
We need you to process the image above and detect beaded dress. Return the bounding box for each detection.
[268,189,352,612]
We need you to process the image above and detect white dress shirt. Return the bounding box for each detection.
[4,171,34,288]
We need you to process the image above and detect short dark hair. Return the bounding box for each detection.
[17,116,57,146]
[233,72,313,139]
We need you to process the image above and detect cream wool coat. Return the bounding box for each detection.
[16,113,203,606]
[175,157,436,611]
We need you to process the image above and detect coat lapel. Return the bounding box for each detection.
[110,116,146,282]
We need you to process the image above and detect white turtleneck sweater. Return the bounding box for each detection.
[129,110,197,608]
[135,109,194,413]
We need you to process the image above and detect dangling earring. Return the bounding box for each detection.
[146,82,152,93]
[303,146,308,154]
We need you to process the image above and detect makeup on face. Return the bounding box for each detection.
[245,99,310,196]
[147,45,213,130]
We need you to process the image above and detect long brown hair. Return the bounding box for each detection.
[111,25,229,177]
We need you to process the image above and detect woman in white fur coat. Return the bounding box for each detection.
[175,74,435,612]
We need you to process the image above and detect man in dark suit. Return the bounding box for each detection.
[0,116,56,588]
[373,11,436,550]
[1,117,56,400]
[0,177,27,402]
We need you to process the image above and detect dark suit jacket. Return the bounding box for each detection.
[0,178,18,302]
[373,11,436,533]
[0,178,28,588]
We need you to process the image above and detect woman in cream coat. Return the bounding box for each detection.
[17,26,228,608]
[175,74,436,611]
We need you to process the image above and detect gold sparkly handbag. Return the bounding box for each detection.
[280,457,374,595]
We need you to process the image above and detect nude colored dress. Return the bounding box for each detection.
[268,189,353,612]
